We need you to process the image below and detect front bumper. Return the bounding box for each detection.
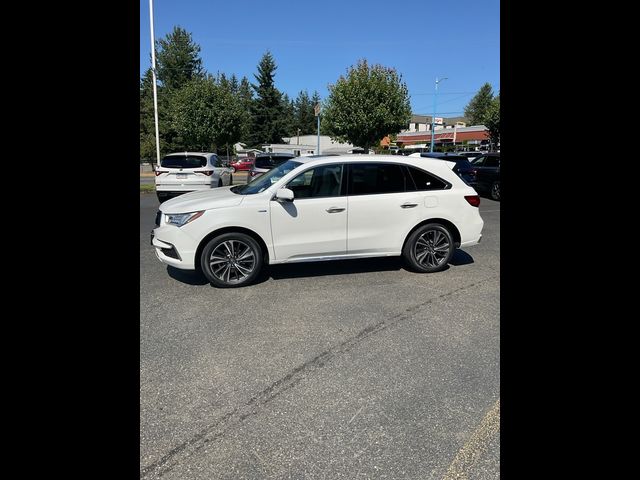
[150,225,198,270]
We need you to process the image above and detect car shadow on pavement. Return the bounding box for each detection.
[266,257,404,281]
[167,251,475,286]
[450,249,475,266]
[166,266,210,285]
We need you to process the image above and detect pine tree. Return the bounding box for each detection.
[156,26,204,90]
[249,52,287,147]
[464,83,494,126]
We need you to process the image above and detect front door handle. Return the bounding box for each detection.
[326,207,345,213]
[400,203,418,208]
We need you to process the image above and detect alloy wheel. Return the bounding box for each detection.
[414,229,450,268]
[208,240,256,284]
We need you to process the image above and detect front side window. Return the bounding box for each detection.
[287,164,344,198]
[212,155,223,167]
[348,163,406,195]
[485,157,500,167]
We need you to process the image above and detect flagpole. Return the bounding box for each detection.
[149,0,161,166]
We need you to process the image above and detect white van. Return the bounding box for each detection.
[155,152,234,203]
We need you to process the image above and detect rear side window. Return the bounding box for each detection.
[405,166,449,191]
[161,155,207,169]
[348,163,406,195]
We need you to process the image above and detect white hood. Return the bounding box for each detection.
[160,187,244,213]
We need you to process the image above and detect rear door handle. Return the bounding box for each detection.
[326,207,345,213]
[400,203,418,208]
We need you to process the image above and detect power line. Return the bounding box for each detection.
[411,91,476,96]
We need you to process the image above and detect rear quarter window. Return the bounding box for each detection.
[405,166,450,190]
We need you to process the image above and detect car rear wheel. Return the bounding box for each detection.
[403,223,454,273]
[218,179,223,187]
[200,233,263,288]
[229,174,233,185]
[491,181,500,201]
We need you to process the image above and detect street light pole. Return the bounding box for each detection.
[430,76,448,153]
[149,0,161,167]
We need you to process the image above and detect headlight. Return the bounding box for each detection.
[166,211,204,227]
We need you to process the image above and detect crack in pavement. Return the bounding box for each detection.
[140,274,499,478]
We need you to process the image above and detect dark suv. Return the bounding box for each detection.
[249,153,297,179]
[419,152,477,187]
[470,152,500,200]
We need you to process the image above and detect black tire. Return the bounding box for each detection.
[157,193,167,203]
[229,174,234,185]
[200,232,263,288]
[490,181,500,201]
[218,179,223,187]
[402,223,454,273]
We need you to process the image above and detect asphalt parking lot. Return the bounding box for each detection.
[140,191,500,479]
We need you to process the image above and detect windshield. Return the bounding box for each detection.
[161,155,207,169]
[232,160,302,195]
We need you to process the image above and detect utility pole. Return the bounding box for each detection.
[149,0,161,167]
[314,103,321,155]
[430,76,448,153]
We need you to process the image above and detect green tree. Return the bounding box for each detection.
[156,26,204,90]
[484,94,500,148]
[281,93,296,137]
[170,77,245,152]
[293,90,317,134]
[464,83,494,126]
[322,59,411,152]
[249,51,287,147]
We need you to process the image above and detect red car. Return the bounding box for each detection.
[230,157,254,172]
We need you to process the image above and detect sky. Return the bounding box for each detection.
[140,0,499,118]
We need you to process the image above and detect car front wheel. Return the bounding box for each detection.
[200,233,263,288]
[403,223,454,273]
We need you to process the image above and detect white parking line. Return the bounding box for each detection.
[441,398,500,480]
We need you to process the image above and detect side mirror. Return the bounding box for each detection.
[275,188,294,202]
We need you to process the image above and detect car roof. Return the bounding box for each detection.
[255,152,295,157]
[419,153,468,161]
[290,154,459,178]
[164,152,216,157]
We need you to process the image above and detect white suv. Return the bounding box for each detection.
[155,152,233,203]
[151,155,484,287]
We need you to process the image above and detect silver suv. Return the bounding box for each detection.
[248,153,296,180]
[155,152,234,203]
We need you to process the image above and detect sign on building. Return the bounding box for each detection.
[435,117,444,125]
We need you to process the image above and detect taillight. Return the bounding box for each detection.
[465,195,481,207]
[200,170,213,176]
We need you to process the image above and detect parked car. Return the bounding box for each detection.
[151,154,484,288]
[230,157,254,172]
[249,153,297,180]
[470,152,500,200]
[409,152,478,187]
[155,152,234,203]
